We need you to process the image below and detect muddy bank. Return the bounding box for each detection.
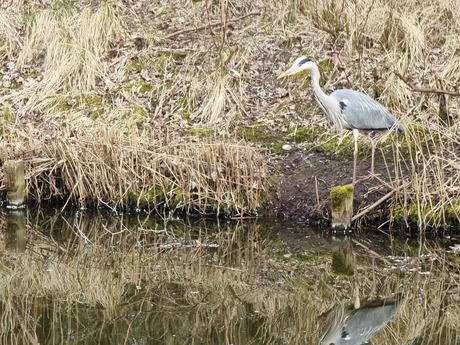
[266,147,404,227]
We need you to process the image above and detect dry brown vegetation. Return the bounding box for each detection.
[0,0,460,227]
[0,124,266,214]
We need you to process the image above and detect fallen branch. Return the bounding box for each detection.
[163,11,261,40]
[352,181,410,221]
[394,71,460,96]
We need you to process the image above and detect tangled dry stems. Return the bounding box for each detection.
[0,125,266,215]
[0,0,459,225]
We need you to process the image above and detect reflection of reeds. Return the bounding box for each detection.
[0,211,266,313]
[0,209,459,343]
[0,125,267,215]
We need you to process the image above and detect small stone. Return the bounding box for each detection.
[282,144,292,151]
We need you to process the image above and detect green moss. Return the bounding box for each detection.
[129,61,145,71]
[90,108,104,120]
[183,128,215,138]
[237,125,286,154]
[279,37,304,50]
[318,59,333,75]
[330,185,354,213]
[272,167,287,175]
[446,200,460,221]
[272,251,318,264]
[291,253,318,263]
[52,0,77,12]
[84,95,103,105]
[45,97,73,113]
[124,79,153,93]
[238,125,270,141]
[7,81,22,90]
[317,135,354,157]
[445,253,460,270]
[173,97,194,121]
[28,70,41,78]
[133,105,148,116]
[128,186,165,209]
[390,198,460,228]
[290,126,319,143]
[391,202,424,224]
[390,204,404,222]
[2,104,12,121]
[127,184,187,212]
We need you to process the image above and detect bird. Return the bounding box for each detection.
[278,56,404,184]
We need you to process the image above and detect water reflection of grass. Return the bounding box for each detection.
[0,210,458,343]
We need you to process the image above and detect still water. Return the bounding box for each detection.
[0,206,459,344]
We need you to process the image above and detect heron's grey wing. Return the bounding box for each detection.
[330,89,403,132]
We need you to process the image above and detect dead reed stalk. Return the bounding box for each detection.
[0,125,267,215]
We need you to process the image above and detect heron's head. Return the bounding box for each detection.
[278,56,316,79]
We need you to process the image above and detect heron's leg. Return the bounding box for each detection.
[370,138,376,174]
[352,129,359,185]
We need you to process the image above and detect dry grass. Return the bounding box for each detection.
[0,9,22,59]
[0,0,459,225]
[0,124,267,215]
[387,119,460,230]
[11,2,122,111]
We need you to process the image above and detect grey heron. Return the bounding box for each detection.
[278,56,404,184]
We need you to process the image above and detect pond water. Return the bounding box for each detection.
[0,206,459,344]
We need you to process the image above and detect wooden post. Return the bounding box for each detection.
[4,159,26,208]
[330,184,354,231]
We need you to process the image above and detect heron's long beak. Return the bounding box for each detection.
[278,66,298,79]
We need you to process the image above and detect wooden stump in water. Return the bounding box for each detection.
[4,159,26,207]
[330,184,354,231]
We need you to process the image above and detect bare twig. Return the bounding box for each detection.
[163,12,260,40]
[352,181,410,221]
[394,71,460,96]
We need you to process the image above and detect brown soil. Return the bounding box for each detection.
[265,147,400,227]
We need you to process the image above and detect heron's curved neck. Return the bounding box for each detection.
[309,63,328,101]
[310,63,344,131]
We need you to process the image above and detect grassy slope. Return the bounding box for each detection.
[0,0,460,227]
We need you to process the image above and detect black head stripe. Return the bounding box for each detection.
[298,58,311,66]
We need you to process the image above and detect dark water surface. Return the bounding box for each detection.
[0,207,459,344]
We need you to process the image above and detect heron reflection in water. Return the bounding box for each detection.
[318,294,404,345]
[278,57,404,184]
